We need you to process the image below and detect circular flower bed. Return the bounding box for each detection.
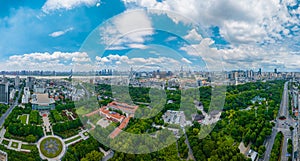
[39,137,63,158]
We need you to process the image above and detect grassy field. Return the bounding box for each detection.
[65,136,81,144]
[18,115,28,124]
[76,106,93,115]
[2,140,9,145]
[40,137,63,158]
[89,114,102,125]
[21,144,36,151]
[11,142,19,148]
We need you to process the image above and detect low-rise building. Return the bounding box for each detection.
[107,102,138,115]
[163,110,187,126]
[247,149,258,161]
[251,96,266,104]
[0,149,7,161]
[99,107,125,123]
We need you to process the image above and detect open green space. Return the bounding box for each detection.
[40,137,63,158]
[2,140,9,146]
[18,115,28,124]
[65,136,81,144]
[21,144,36,151]
[11,142,19,148]
[76,106,91,115]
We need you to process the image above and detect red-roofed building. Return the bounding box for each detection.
[109,117,130,139]
[107,101,138,115]
[100,107,125,123]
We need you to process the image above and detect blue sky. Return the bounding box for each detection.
[1,0,300,72]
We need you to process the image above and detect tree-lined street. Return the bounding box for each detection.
[264,82,294,161]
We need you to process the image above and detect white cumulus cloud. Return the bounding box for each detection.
[99,10,154,50]
[3,51,93,71]
[122,0,298,45]
[49,27,74,37]
[42,0,100,13]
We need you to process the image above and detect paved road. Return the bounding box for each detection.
[264,128,278,161]
[279,81,289,117]
[280,82,291,161]
[102,151,114,161]
[184,131,195,161]
[79,83,91,99]
[0,88,21,127]
[264,82,291,161]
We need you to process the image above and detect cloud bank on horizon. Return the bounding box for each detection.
[0,0,300,72]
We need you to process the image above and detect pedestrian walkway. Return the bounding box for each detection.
[0,128,35,152]
[63,130,89,146]
[1,137,33,152]
[40,111,51,134]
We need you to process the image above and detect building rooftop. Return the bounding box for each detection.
[0,149,7,161]
[109,117,130,139]
[100,107,125,121]
[108,101,138,114]
[31,93,55,105]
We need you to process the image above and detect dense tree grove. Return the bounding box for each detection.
[62,137,104,161]
[92,80,284,160]
[177,136,188,159]
[288,139,293,161]
[50,110,64,123]
[0,104,9,117]
[270,132,283,161]
[0,144,41,161]
[4,107,43,142]
[110,143,181,161]
[80,150,104,161]
[29,110,41,125]
[6,123,43,142]
[55,101,75,111]
[53,118,82,138]
[187,81,284,161]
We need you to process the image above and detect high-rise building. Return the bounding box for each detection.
[21,87,30,104]
[274,68,277,74]
[1,75,7,83]
[0,83,9,104]
[15,75,20,88]
[26,77,35,90]
[258,68,262,75]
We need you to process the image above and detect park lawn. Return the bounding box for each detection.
[19,115,28,124]
[76,105,99,116]
[65,136,81,144]
[89,114,102,125]
[21,144,36,151]
[11,142,19,148]
[2,140,9,145]
[76,106,90,115]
